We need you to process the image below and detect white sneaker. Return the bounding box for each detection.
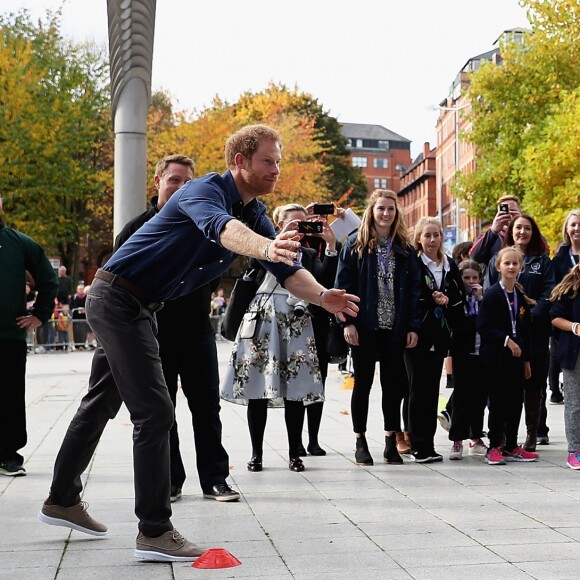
[468,438,488,456]
[449,441,463,460]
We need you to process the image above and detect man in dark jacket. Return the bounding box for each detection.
[0,197,58,476]
[113,154,239,503]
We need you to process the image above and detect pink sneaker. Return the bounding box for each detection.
[504,446,539,462]
[566,451,580,470]
[484,447,506,465]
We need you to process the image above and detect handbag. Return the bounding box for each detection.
[221,267,264,341]
[325,317,348,364]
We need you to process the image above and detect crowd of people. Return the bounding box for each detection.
[1,123,578,564]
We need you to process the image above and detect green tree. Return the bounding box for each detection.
[0,9,113,280]
[456,0,580,249]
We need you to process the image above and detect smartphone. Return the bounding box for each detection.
[499,203,509,214]
[298,221,323,234]
[312,203,335,215]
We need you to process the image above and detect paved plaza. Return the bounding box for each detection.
[1,341,580,579]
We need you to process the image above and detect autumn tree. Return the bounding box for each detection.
[147,84,367,215]
[456,0,580,248]
[0,9,113,280]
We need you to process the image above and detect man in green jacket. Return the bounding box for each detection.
[0,196,58,476]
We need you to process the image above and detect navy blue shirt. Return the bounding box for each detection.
[104,170,300,301]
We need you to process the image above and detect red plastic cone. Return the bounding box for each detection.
[192,547,241,569]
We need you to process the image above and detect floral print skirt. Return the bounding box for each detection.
[220,292,324,407]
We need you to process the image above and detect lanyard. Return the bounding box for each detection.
[570,247,579,267]
[377,239,392,288]
[424,263,445,292]
[500,281,518,337]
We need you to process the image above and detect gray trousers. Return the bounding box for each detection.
[563,351,580,453]
[49,278,174,536]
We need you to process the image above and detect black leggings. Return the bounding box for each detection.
[247,398,305,459]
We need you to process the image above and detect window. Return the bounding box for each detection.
[374,178,388,188]
[373,158,389,169]
[378,140,389,149]
[346,138,352,148]
[352,156,367,168]
[356,139,363,148]
[381,178,388,188]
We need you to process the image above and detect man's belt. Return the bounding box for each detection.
[94,269,164,313]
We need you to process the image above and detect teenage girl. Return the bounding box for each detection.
[477,246,537,465]
[405,217,464,463]
[550,264,580,469]
[335,190,420,466]
[448,260,488,459]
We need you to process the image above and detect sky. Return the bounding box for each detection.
[8,0,530,158]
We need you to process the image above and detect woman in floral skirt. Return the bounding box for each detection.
[221,204,325,473]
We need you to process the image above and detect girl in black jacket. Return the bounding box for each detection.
[335,190,421,466]
[478,247,535,465]
[487,214,555,450]
[404,217,464,463]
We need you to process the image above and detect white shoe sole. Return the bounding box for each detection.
[37,510,108,537]
[134,549,199,562]
[203,493,240,502]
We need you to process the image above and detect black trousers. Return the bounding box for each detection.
[449,353,487,441]
[160,332,229,491]
[405,347,445,454]
[49,279,175,537]
[0,339,28,463]
[487,355,525,451]
[350,330,406,433]
[525,350,550,437]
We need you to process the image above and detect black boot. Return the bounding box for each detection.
[524,390,542,451]
[355,435,373,466]
[384,434,403,464]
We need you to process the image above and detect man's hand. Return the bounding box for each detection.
[16,315,42,330]
[406,332,418,348]
[266,229,302,266]
[491,207,520,234]
[321,289,360,322]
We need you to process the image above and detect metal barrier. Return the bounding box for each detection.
[31,316,97,354]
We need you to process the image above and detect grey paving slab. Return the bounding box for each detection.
[407,563,533,580]
[1,346,578,580]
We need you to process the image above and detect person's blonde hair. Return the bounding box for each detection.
[272,203,306,226]
[225,124,282,167]
[562,209,580,246]
[413,217,444,263]
[550,263,580,301]
[495,246,536,304]
[353,190,408,258]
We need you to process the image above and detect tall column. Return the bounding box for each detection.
[107,0,156,237]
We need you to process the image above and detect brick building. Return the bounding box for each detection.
[397,142,437,231]
[340,123,412,195]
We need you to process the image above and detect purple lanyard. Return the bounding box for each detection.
[377,239,392,287]
[500,281,518,337]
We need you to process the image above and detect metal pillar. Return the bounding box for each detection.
[107,0,156,237]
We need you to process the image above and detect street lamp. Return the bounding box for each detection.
[430,101,470,245]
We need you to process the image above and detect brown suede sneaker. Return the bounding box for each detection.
[134,529,205,562]
[38,499,108,536]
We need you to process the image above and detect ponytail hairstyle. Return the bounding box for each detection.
[353,189,409,259]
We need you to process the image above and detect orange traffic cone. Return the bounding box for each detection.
[192,548,241,569]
